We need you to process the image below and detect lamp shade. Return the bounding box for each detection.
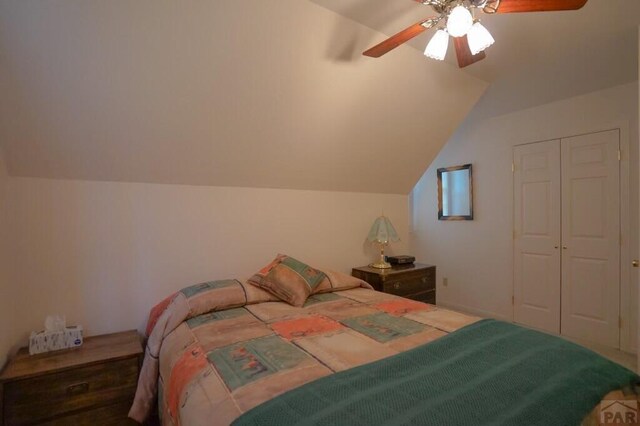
[467,22,495,55]
[446,5,473,38]
[424,30,449,61]
[367,216,400,244]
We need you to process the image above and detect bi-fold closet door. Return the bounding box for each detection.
[513,130,620,348]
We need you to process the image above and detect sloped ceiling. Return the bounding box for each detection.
[313,0,640,118]
[0,0,486,194]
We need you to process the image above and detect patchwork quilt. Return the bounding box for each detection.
[129,272,636,426]
[129,272,480,424]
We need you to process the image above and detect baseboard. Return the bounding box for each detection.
[437,300,512,322]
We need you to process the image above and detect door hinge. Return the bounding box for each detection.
[619,316,623,329]
[618,150,621,161]
[512,162,515,173]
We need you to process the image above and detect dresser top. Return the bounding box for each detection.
[0,330,143,382]
[352,263,434,276]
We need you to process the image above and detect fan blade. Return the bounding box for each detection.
[491,0,588,13]
[363,18,436,58]
[454,35,486,68]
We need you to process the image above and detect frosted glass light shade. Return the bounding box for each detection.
[446,6,473,37]
[467,22,495,54]
[367,216,400,244]
[424,30,449,61]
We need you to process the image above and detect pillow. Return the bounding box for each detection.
[247,254,327,307]
[314,269,372,294]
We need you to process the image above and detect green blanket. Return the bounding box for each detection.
[233,319,638,426]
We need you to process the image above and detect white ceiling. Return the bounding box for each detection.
[0,0,486,194]
[312,0,640,117]
[0,0,636,194]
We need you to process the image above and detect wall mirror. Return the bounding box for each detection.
[437,164,473,220]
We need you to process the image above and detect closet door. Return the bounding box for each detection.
[513,140,561,333]
[561,130,620,348]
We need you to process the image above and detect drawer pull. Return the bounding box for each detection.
[421,277,428,284]
[393,282,400,290]
[67,382,89,396]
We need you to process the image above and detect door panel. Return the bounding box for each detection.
[513,140,561,333]
[521,253,558,310]
[561,130,620,348]
[568,257,608,320]
[570,177,606,238]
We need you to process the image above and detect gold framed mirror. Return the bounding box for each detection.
[437,164,473,220]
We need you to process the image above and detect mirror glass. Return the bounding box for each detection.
[437,164,473,220]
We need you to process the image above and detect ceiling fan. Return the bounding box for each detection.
[363,0,588,68]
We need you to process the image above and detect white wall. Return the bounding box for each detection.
[1,178,409,355]
[0,148,14,368]
[411,81,639,353]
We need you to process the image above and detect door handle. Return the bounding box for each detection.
[554,246,559,249]
[562,246,567,250]
[633,260,639,268]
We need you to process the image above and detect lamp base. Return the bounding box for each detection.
[370,261,392,269]
[371,243,392,269]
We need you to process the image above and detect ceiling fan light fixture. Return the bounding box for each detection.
[446,5,473,37]
[467,21,495,54]
[424,29,449,60]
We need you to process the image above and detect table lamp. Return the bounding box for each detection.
[367,215,400,269]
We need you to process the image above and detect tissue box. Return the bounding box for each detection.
[29,326,84,355]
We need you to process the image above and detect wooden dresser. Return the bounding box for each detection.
[352,263,436,304]
[0,330,143,426]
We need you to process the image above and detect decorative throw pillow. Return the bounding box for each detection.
[247,254,327,307]
[313,270,372,294]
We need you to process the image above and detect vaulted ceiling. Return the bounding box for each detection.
[0,1,636,194]
[313,0,640,118]
[0,0,486,194]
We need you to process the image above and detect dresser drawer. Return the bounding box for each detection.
[382,267,434,285]
[383,273,434,297]
[410,289,436,304]
[4,357,138,425]
[39,401,138,426]
[352,263,437,305]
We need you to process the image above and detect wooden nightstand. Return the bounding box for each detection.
[0,330,143,426]
[352,263,436,304]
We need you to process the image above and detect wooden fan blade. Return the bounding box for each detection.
[363,19,435,58]
[492,0,588,13]
[454,35,486,68]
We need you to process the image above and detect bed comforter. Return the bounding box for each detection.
[130,272,638,426]
[234,319,638,426]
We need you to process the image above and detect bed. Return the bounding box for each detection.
[129,264,638,426]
